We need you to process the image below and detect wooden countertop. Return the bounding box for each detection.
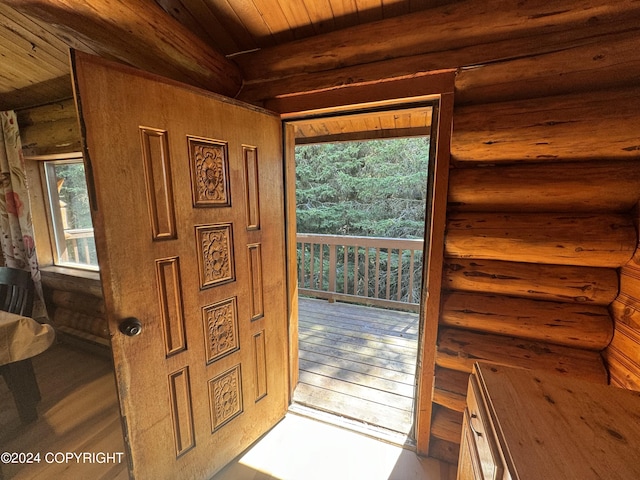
[475,363,640,480]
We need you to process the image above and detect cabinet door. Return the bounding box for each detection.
[466,376,505,480]
[457,409,483,480]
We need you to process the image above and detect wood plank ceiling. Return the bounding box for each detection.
[157,0,457,56]
[0,3,83,110]
[292,106,433,144]
[0,0,451,141]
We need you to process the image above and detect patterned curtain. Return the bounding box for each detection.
[0,111,47,319]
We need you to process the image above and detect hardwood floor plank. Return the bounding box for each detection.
[0,343,127,480]
[211,413,449,480]
[1,299,422,477]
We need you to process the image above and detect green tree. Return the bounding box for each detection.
[295,137,430,238]
[56,163,93,230]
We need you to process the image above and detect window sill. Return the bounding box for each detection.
[40,265,103,298]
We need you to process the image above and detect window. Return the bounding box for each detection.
[43,156,98,270]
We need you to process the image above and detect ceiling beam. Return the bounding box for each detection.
[4,0,243,98]
[0,75,73,112]
[235,0,640,93]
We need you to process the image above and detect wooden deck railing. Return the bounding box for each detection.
[297,233,424,312]
[62,228,98,267]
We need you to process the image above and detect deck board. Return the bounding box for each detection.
[300,350,415,384]
[300,341,416,375]
[300,331,417,364]
[300,306,420,334]
[299,368,415,406]
[299,358,415,395]
[294,297,419,435]
[299,319,419,348]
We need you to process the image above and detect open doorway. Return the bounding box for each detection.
[285,102,438,444]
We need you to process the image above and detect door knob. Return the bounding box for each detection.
[119,317,143,337]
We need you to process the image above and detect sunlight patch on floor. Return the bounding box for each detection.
[212,412,446,480]
[42,375,115,435]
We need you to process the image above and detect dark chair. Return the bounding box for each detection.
[0,266,41,423]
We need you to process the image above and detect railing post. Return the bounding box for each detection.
[299,241,305,288]
[364,247,369,298]
[354,245,359,296]
[83,238,91,264]
[328,244,336,302]
[72,240,80,263]
[397,248,403,301]
[385,248,392,301]
[375,248,381,300]
[319,244,324,292]
[409,249,416,303]
[309,243,315,289]
[343,246,348,295]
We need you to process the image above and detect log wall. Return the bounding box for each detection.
[40,269,109,348]
[17,98,80,156]
[428,34,640,463]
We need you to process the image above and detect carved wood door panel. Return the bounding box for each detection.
[72,51,289,479]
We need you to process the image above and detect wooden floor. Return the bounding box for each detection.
[211,412,456,480]
[0,299,426,479]
[0,343,127,480]
[294,297,419,436]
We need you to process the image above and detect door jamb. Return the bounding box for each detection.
[277,71,454,455]
[283,122,299,402]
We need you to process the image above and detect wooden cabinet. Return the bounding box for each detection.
[458,372,507,480]
[457,363,640,480]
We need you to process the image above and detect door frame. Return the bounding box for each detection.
[276,71,454,455]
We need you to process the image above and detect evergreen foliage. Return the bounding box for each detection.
[55,162,93,230]
[295,137,430,238]
[295,137,430,306]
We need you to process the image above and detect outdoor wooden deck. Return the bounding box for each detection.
[294,297,419,435]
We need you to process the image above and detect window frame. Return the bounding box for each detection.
[39,153,99,271]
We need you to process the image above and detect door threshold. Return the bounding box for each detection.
[288,402,415,450]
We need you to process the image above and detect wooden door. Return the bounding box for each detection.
[71,51,289,479]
